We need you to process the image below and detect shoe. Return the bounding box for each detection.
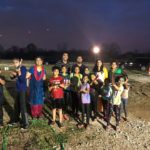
[0,123,4,127]
[78,123,84,129]
[59,122,64,128]
[105,125,110,131]
[116,125,120,131]
[21,124,29,129]
[51,121,55,125]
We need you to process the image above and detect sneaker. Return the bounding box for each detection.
[78,123,84,129]
[0,123,4,127]
[59,122,64,128]
[105,125,110,131]
[116,125,120,131]
[51,121,56,125]
[21,124,29,129]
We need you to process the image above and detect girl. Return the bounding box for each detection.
[93,59,108,113]
[79,75,91,128]
[0,70,5,127]
[83,67,90,77]
[106,76,124,131]
[121,82,130,121]
[93,59,108,82]
[26,57,46,118]
[89,73,103,120]
[10,58,29,129]
[70,66,82,117]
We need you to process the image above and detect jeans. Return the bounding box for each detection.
[121,98,128,118]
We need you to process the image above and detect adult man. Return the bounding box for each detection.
[72,56,87,75]
[55,52,72,74]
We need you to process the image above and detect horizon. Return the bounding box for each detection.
[0,0,150,52]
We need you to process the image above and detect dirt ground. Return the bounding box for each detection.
[0,69,150,150]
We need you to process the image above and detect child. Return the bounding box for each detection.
[101,78,113,121]
[49,66,64,128]
[0,70,5,127]
[106,76,124,131]
[121,82,130,121]
[61,65,71,120]
[79,75,91,128]
[83,67,90,77]
[89,73,103,120]
[10,58,29,129]
[70,66,82,116]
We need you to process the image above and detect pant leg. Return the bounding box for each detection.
[86,104,90,125]
[123,99,128,118]
[0,104,3,124]
[114,105,120,126]
[14,92,20,122]
[107,103,113,126]
[81,104,85,124]
[102,99,107,118]
[19,91,29,126]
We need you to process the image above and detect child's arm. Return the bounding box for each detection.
[112,84,120,91]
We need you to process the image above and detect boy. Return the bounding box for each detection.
[106,76,124,131]
[0,69,5,127]
[49,66,64,128]
[10,58,29,129]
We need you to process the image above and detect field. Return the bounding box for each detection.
[0,61,150,150]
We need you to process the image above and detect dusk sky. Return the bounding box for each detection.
[0,0,150,52]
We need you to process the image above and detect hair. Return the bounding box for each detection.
[115,75,124,83]
[13,57,22,62]
[110,60,119,66]
[104,78,111,84]
[93,59,104,73]
[35,56,44,62]
[52,66,60,72]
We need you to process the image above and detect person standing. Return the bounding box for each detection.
[79,75,91,129]
[0,70,5,127]
[49,67,64,128]
[26,57,46,118]
[55,52,72,74]
[72,56,87,75]
[10,58,29,129]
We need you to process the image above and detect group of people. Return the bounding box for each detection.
[0,52,129,131]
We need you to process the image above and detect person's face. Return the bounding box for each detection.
[75,67,80,74]
[118,78,124,85]
[111,62,117,70]
[97,60,102,67]
[62,53,68,61]
[77,56,83,63]
[62,66,67,73]
[13,59,20,68]
[83,76,88,83]
[53,69,59,76]
[36,58,43,66]
[91,74,96,81]
[85,68,89,74]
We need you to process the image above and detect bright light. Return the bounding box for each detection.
[93,46,100,54]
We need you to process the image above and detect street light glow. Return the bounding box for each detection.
[93,46,100,54]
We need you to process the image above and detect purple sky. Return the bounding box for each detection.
[0,0,150,52]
